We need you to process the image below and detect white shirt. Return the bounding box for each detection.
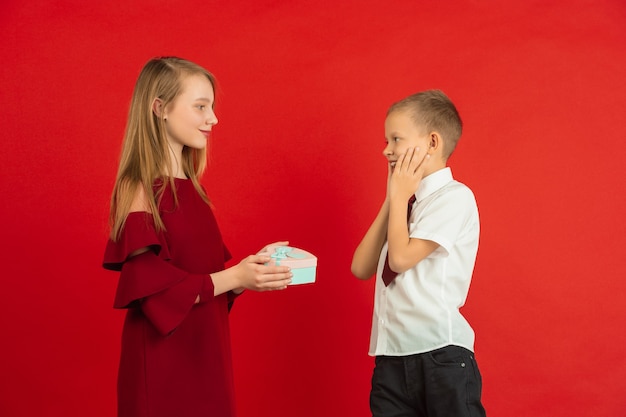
[369,167,480,356]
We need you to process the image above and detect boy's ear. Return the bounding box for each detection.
[428,132,441,153]
[152,98,165,118]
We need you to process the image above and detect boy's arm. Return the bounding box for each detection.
[387,147,439,273]
[387,198,439,274]
[351,200,389,279]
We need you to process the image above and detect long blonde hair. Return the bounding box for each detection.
[109,57,216,240]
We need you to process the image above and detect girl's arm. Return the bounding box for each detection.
[131,249,291,304]
[210,254,292,296]
[196,242,292,301]
[117,248,291,335]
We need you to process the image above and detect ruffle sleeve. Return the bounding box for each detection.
[102,212,210,336]
[103,212,171,271]
[124,250,207,336]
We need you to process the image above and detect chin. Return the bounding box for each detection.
[188,141,208,150]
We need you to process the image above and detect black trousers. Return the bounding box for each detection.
[370,346,486,417]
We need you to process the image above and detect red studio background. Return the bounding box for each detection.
[1,1,625,416]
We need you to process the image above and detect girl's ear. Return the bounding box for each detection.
[152,98,165,118]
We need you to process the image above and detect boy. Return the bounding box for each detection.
[351,90,486,417]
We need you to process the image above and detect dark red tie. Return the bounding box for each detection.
[381,195,417,286]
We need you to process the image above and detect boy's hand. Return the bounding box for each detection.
[384,157,394,203]
[389,147,430,201]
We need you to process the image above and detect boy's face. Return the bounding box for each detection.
[383,110,430,173]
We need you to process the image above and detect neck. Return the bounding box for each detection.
[167,142,186,179]
[424,158,447,177]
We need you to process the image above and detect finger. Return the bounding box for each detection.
[396,148,410,172]
[249,254,271,264]
[261,273,292,290]
[255,266,292,280]
[269,270,293,282]
[258,263,291,274]
[400,147,418,172]
[413,152,431,175]
[273,277,292,289]
[403,147,425,174]
[404,148,416,174]
[262,241,289,251]
[407,148,420,173]
[257,241,290,255]
[269,241,289,247]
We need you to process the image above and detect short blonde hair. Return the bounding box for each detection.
[110,57,216,240]
[388,90,462,159]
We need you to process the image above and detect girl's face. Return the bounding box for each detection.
[162,74,218,153]
[383,110,430,173]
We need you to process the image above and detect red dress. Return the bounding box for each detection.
[103,179,236,417]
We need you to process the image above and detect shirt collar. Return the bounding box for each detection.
[414,167,453,203]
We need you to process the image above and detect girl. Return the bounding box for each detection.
[103,57,292,417]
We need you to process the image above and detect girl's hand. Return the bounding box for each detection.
[389,147,430,202]
[235,254,293,291]
[257,241,290,255]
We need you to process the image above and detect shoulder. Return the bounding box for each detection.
[129,183,152,213]
[420,180,477,219]
[430,180,475,203]
[448,180,476,200]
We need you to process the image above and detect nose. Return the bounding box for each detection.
[383,142,393,157]
[206,109,218,126]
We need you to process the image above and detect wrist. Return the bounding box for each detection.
[389,195,409,209]
[200,274,215,302]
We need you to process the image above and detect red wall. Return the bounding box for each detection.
[1,1,625,416]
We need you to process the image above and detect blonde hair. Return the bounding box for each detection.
[388,89,462,159]
[109,57,216,240]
